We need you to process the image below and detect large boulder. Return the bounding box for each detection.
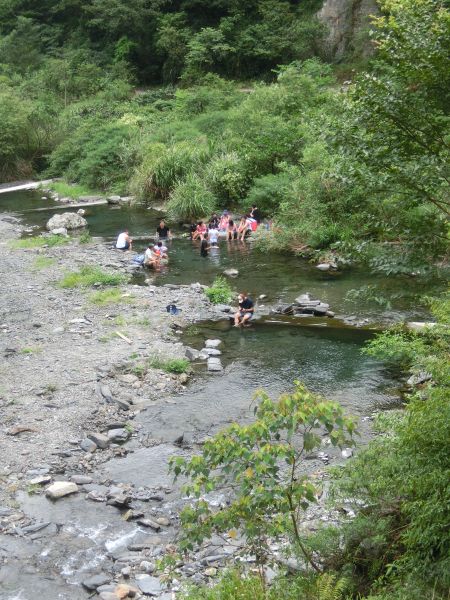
[46,212,87,230]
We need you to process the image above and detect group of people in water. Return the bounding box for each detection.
[116,214,256,327]
[191,206,262,257]
[116,205,263,264]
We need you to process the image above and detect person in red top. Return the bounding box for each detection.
[192,221,207,240]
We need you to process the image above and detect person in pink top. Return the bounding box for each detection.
[192,221,207,240]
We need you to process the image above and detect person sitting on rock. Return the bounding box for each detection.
[144,244,159,268]
[227,219,237,240]
[219,211,230,231]
[116,229,132,251]
[234,291,254,327]
[192,221,207,241]
[209,213,220,228]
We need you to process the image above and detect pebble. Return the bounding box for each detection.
[80,438,97,453]
[139,560,155,573]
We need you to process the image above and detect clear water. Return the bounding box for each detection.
[2,189,445,322]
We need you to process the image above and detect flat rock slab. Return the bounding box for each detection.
[201,348,222,356]
[87,432,110,448]
[205,339,222,348]
[45,481,78,500]
[82,572,111,591]
[136,574,163,596]
[207,357,223,372]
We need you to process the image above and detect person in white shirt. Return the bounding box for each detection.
[208,225,219,246]
[116,229,132,250]
[144,245,159,268]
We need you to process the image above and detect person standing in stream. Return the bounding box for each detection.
[156,220,171,240]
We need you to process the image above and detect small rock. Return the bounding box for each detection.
[204,567,217,577]
[207,357,223,372]
[70,475,93,485]
[77,208,86,216]
[139,561,155,573]
[82,572,111,591]
[156,516,170,526]
[407,371,432,386]
[316,263,331,271]
[87,432,110,449]
[341,448,353,459]
[201,348,221,356]
[137,518,161,532]
[80,438,97,453]
[107,428,130,443]
[29,475,51,485]
[116,583,139,598]
[99,593,119,600]
[185,347,200,361]
[259,294,267,300]
[178,373,189,384]
[45,481,78,500]
[107,195,121,205]
[223,268,239,277]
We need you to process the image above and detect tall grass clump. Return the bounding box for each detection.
[205,276,233,304]
[131,141,210,202]
[89,288,132,305]
[167,172,216,221]
[59,266,126,288]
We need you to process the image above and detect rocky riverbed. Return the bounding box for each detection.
[0,215,388,600]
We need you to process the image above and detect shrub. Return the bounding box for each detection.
[59,266,126,288]
[205,276,232,304]
[205,152,251,205]
[167,173,216,221]
[245,171,293,215]
[46,181,92,199]
[149,357,190,374]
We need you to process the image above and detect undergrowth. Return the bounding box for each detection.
[59,266,126,288]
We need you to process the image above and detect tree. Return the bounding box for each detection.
[341,0,450,218]
[170,383,357,572]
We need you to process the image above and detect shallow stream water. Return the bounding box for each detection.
[1,189,445,599]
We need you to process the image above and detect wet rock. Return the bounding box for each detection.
[156,516,170,526]
[201,347,221,356]
[88,432,110,449]
[316,263,332,271]
[107,195,121,205]
[341,448,353,459]
[45,481,78,499]
[205,339,222,348]
[77,208,86,216]
[216,304,232,312]
[87,489,108,502]
[46,212,87,230]
[82,572,111,591]
[406,322,436,332]
[107,487,131,507]
[223,268,239,277]
[21,522,51,535]
[185,347,200,361]
[107,428,130,443]
[207,357,223,372]
[136,574,162,596]
[80,438,97,453]
[137,518,161,531]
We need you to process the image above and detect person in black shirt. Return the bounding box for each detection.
[156,220,171,240]
[209,213,219,228]
[250,205,261,223]
[200,235,210,257]
[234,292,254,327]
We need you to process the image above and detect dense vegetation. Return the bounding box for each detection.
[1,2,449,597]
[1,0,448,272]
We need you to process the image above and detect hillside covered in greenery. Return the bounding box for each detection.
[1,0,448,272]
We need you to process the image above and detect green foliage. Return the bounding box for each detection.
[31,256,56,270]
[332,294,450,595]
[46,181,93,199]
[363,327,428,368]
[149,357,190,374]
[78,231,92,244]
[59,266,127,288]
[170,382,357,569]
[89,288,130,305]
[167,173,216,221]
[9,234,70,249]
[205,276,233,305]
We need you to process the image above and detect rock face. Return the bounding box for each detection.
[45,481,78,499]
[317,0,379,60]
[46,212,87,230]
